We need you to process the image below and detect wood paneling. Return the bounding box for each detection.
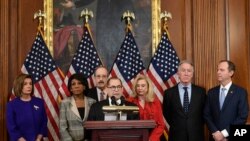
[0,0,43,140]
[162,0,227,88]
[162,0,250,140]
[248,0,250,105]
[191,0,227,89]
[230,0,250,122]
[0,0,249,140]
[9,0,42,86]
[162,0,250,101]
[161,0,190,59]
[0,0,10,140]
[228,0,250,107]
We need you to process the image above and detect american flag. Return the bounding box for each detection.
[147,31,180,140]
[21,32,69,141]
[64,24,102,88]
[110,29,145,97]
[147,31,180,102]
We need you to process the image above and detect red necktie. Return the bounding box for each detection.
[100,91,105,101]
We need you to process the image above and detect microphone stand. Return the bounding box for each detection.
[117,111,122,120]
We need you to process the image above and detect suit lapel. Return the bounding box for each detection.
[95,88,99,101]
[221,84,235,110]
[188,85,196,114]
[70,97,82,121]
[213,86,221,112]
[185,85,198,115]
[173,86,186,116]
[82,96,89,122]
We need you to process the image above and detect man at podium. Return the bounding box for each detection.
[87,77,139,121]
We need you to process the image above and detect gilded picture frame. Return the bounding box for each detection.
[44,0,160,73]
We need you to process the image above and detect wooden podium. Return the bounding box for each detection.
[84,120,156,141]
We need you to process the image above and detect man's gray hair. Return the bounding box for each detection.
[178,60,194,71]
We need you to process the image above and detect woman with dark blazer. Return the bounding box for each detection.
[59,73,96,141]
[6,74,48,141]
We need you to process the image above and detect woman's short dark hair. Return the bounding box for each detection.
[67,73,89,96]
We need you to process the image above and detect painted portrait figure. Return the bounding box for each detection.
[53,0,152,73]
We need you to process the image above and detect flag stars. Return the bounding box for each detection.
[70,27,102,77]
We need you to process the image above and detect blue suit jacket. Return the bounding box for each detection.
[204,84,249,134]
[6,97,48,141]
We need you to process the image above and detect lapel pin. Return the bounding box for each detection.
[34,105,39,110]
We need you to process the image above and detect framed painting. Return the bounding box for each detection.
[44,0,161,74]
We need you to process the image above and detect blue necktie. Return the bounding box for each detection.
[219,88,226,109]
[183,87,189,113]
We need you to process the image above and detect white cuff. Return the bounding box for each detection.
[221,129,229,137]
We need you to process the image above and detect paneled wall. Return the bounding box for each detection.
[0,0,43,140]
[0,0,10,139]
[162,1,249,140]
[162,0,250,116]
[0,0,249,140]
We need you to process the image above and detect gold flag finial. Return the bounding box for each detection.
[160,11,172,38]
[121,10,135,31]
[79,8,94,25]
[160,11,172,22]
[34,10,45,33]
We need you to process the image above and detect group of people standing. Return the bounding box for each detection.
[163,60,248,141]
[6,60,249,141]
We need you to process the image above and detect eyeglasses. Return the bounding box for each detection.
[108,85,122,91]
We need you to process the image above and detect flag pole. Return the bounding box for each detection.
[121,10,135,33]
[160,11,172,40]
[79,8,105,67]
[34,10,65,78]
[34,10,45,38]
[34,10,68,105]
[160,11,173,141]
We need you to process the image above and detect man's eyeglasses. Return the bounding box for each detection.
[108,85,122,91]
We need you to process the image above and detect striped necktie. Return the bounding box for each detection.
[100,91,105,101]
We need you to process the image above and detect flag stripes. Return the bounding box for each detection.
[12,21,181,141]
[147,31,180,140]
[109,28,145,97]
[20,33,69,140]
[63,24,102,90]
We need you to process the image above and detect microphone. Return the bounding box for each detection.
[120,96,125,106]
[111,96,117,105]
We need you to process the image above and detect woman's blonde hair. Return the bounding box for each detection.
[13,74,34,97]
[132,74,154,102]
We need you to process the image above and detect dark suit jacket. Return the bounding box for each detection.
[204,84,249,137]
[86,87,99,102]
[87,98,139,121]
[163,84,206,141]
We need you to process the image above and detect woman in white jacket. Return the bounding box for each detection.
[59,73,96,141]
